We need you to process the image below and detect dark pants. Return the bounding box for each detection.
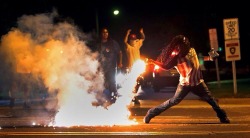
[104,67,117,93]
[147,81,227,119]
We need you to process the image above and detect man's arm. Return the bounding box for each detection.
[139,28,145,41]
[124,29,131,47]
[148,59,163,67]
[147,58,175,71]
[113,40,123,68]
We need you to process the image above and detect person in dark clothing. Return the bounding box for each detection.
[144,35,230,124]
[95,27,123,107]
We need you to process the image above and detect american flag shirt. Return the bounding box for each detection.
[175,48,204,86]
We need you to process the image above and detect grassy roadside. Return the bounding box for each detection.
[207,78,250,98]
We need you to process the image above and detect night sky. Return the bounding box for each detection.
[0,0,249,69]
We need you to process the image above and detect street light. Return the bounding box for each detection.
[113,10,119,16]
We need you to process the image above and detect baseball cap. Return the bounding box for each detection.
[129,34,137,40]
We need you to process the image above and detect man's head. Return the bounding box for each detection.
[169,35,190,57]
[101,28,109,41]
[129,34,137,46]
[157,35,191,66]
[129,34,137,40]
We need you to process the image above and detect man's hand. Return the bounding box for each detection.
[146,58,155,64]
[139,28,144,34]
[127,29,131,35]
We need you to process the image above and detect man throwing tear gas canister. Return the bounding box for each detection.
[144,35,230,124]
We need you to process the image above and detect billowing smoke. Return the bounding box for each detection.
[0,9,142,127]
[0,10,111,123]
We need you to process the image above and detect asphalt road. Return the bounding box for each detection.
[0,98,250,138]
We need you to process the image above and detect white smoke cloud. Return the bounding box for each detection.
[0,9,140,127]
[0,9,107,121]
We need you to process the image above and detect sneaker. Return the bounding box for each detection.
[143,109,154,124]
[131,98,140,105]
[217,109,230,123]
[143,115,152,124]
[219,117,230,123]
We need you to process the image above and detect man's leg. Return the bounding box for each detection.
[131,75,144,105]
[192,82,230,123]
[144,84,190,123]
[131,83,141,105]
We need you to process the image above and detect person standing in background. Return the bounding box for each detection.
[97,27,123,106]
[124,28,145,105]
[124,28,145,69]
